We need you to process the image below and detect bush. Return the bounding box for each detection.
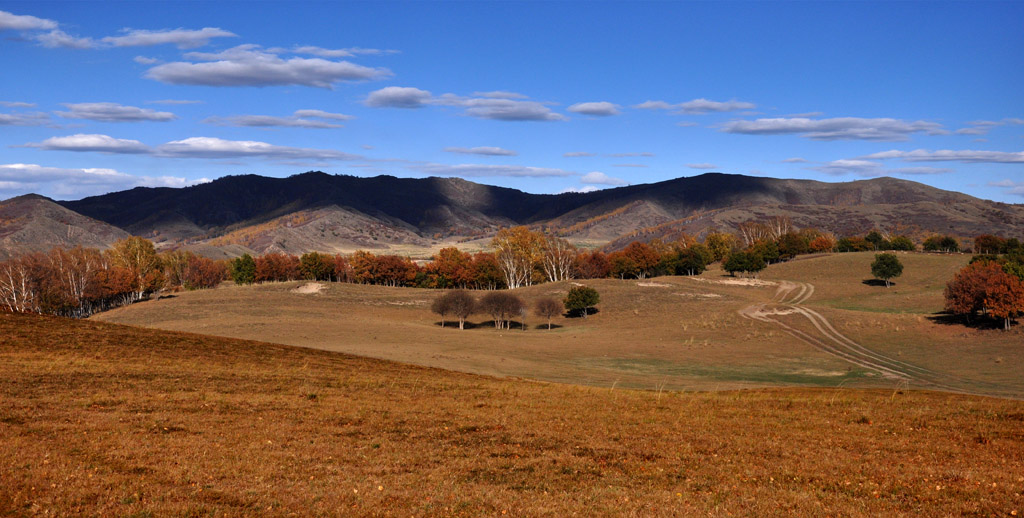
[563,286,599,318]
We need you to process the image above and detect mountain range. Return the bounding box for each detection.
[1,172,1021,259]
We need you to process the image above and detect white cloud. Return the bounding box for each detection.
[472,91,528,99]
[612,163,648,168]
[134,56,160,65]
[57,102,176,122]
[721,117,946,141]
[28,134,151,154]
[35,29,95,49]
[292,109,353,121]
[443,146,518,156]
[580,171,627,186]
[146,44,391,88]
[435,94,566,121]
[203,115,342,129]
[365,86,433,108]
[559,185,600,194]
[679,98,756,114]
[861,148,1024,163]
[203,110,352,129]
[366,87,566,121]
[812,159,950,177]
[955,127,988,135]
[102,27,236,49]
[0,10,57,30]
[988,179,1024,197]
[633,98,755,114]
[676,121,698,127]
[607,152,654,158]
[567,101,621,116]
[782,157,808,163]
[0,101,35,108]
[0,111,50,126]
[156,137,361,160]
[414,163,574,178]
[0,163,208,198]
[292,45,398,58]
[686,163,717,170]
[563,151,595,157]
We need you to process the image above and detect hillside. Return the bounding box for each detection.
[0,194,129,260]
[3,311,1023,516]
[57,172,1023,255]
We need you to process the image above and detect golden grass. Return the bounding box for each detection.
[2,312,1023,516]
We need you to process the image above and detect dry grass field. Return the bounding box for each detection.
[2,312,1023,516]
[93,252,1023,398]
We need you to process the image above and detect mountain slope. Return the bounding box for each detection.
[45,172,1024,255]
[0,194,130,260]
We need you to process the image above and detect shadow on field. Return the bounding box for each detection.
[861,279,893,287]
[534,324,563,330]
[926,312,1011,330]
[564,308,600,319]
[434,321,486,329]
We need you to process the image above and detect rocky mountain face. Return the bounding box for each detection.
[0,194,130,260]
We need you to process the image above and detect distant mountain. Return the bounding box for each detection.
[0,194,130,260]
[19,171,1020,256]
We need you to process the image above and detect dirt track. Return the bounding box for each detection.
[739,280,1006,396]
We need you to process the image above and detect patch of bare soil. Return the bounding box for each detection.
[291,282,324,294]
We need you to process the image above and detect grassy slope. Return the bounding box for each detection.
[2,312,1023,516]
[94,252,1022,396]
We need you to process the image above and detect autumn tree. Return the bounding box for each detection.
[491,226,543,289]
[471,252,505,290]
[945,261,1024,330]
[564,285,599,318]
[704,231,737,262]
[183,255,226,290]
[736,221,771,247]
[974,235,1007,255]
[534,297,562,330]
[106,237,164,302]
[870,253,903,288]
[574,250,611,279]
[777,232,810,260]
[0,254,38,313]
[256,253,300,283]
[427,247,474,288]
[299,252,335,281]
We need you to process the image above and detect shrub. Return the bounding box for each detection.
[563,286,599,318]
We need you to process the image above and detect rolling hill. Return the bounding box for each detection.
[0,194,129,260]
[0,172,1019,258]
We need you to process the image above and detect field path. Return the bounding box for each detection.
[739,280,985,393]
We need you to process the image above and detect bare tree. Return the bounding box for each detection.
[439,290,476,330]
[534,297,562,330]
[479,291,525,329]
[764,215,794,241]
[540,235,576,283]
[430,293,451,328]
[736,221,770,247]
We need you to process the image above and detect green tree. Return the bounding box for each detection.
[231,254,257,285]
[870,253,903,288]
[563,285,600,319]
[299,252,334,281]
[889,236,915,251]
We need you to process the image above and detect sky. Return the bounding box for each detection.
[0,1,1022,202]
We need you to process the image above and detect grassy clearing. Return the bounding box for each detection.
[2,312,1023,516]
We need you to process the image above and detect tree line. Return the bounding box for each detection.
[944,248,1024,330]
[431,285,599,330]
[0,237,224,317]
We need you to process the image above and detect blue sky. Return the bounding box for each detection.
[1,1,1022,202]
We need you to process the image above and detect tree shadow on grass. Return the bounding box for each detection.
[564,308,600,319]
[861,279,893,287]
[926,311,1008,330]
[434,320,485,329]
[534,324,564,330]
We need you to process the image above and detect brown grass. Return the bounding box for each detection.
[2,312,1023,516]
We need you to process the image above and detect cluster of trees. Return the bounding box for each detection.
[0,237,224,317]
[944,250,1024,330]
[431,285,600,330]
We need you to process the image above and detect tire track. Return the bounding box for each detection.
[740,280,979,393]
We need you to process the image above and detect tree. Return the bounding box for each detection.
[924,235,960,253]
[231,254,256,284]
[471,252,505,290]
[433,290,475,330]
[540,235,576,282]
[492,226,543,289]
[299,252,334,281]
[889,236,916,251]
[622,241,660,279]
[870,253,903,288]
[255,253,300,282]
[723,251,766,277]
[106,237,163,302]
[574,250,611,279]
[479,291,525,329]
[974,234,1007,255]
[564,285,599,318]
[183,255,226,290]
[777,232,810,260]
[865,230,886,250]
[535,297,562,330]
[703,232,737,262]
[945,261,1024,330]
[608,252,638,279]
[427,247,474,288]
[808,234,837,253]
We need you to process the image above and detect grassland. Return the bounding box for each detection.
[93,252,1023,398]
[3,312,1023,516]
